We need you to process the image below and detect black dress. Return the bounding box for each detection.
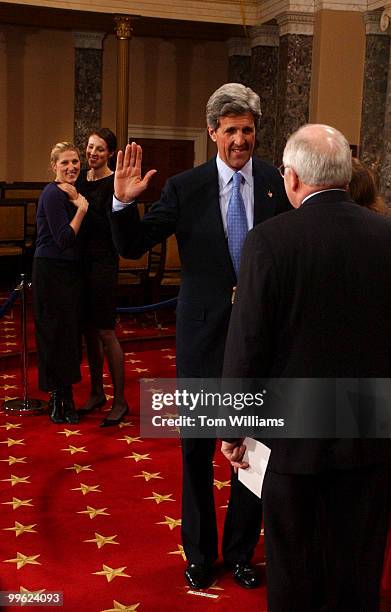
[76,171,118,330]
[33,183,82,392]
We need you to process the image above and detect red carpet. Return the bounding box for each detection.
[0,346,267,611]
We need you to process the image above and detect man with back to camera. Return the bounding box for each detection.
[221,124,391,611]
[110,83,291,589]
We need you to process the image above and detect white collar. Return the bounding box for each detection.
[216,155,253,187]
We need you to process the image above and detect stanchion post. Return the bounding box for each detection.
[2,273,47,415]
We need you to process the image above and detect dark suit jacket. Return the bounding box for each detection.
[223,189,391,472]
[111,156,290,377]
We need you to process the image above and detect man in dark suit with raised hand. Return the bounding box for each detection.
[221,124,391,611]
[111,83,291,589]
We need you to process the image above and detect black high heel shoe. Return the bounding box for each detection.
[100,404,129,428]
[79,396,107,415]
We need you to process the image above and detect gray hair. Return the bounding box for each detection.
[206,83,262,130]
[283,124,352,186]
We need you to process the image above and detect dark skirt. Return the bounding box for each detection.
[82,253,118,330]
[32,257,82,392]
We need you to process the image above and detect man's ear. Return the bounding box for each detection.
[290,169,300,193]
[208,127,217,142]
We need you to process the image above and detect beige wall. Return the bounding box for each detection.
[0,26,75,182]
[0,25,227,182]
[309,10,365,146]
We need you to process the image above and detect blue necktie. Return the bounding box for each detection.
[227,171,248,278]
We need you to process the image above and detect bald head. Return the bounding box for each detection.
[283,124,352,187]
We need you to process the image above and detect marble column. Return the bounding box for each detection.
[249,25,279,163]
[227,37,251,85]
[275,12,314,164]
[114,15,132,152]
[73,31,105,153]
[360,11,389,183]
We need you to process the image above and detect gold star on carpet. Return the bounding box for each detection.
[124,351,136,355]
[157,516,181,530]
[92,564,130,582]
[66,464,93,474]
[0,384,18,390]
[0,422,22,430]
[106,394,114,400]
[0,438,25,447]
[0,374,16,379]
[118,420,134,429]
[3,334,16,338]
[161,348,171,351]
[84,532,119,548]
[3,342,17,346]
[3,521,37,537]
[57,428,82,437]
[126,359,141,364]
[19,587,46,604]
[122,330,135,335]
[61,445,87,455]
[214,479,230,490]
[163,354,176,359]
[132,368,149,373]
[147,387,163,393]
[101,601,140,612]
[1,474,30,487]
[2,497,33,510]
[3,551,41,569]
[125,452,151,462]
[144,492,175,504]
[118,436,142,445]
[78,506,110,519]
[168,544,186,560]
[0,456,26,466]
[133,471,163,482]
[71,483,101,495]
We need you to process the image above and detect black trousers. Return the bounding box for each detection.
[181,437,263,565]
[262,462,391,612]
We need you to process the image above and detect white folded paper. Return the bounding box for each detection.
[238,437,271,499]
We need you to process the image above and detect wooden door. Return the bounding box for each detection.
[128,138,194,203]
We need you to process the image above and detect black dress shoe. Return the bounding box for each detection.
[100,404,129,428]
[49,392,65,424]
[231,563,260,589]
[79,396,107,415]
[63,400,79,424]
[184,563,213,589]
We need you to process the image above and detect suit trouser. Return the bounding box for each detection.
[262,462,391,612]
[181,437,263,565]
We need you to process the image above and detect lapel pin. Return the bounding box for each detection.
[267,190,273,198]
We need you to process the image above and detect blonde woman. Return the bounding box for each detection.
[33,142,88,424]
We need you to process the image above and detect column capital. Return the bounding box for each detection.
[114,15,133,40]
[362,10,389,35]
[277,12,314,37]
[249,25,279,48]
[226,37,251,57]
[380,5,391,32]
[73,31,105,49]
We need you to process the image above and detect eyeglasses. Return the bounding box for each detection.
[278,164,290,178]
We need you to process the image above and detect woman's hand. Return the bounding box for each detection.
[57,182,78,201]
[73,194,89,214]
